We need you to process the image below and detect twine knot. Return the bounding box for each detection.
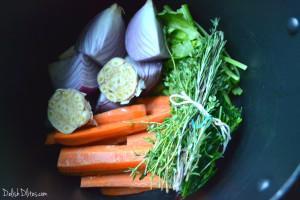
[169,92,231,153]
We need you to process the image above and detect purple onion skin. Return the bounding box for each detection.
[79,86,98,96]
[125,56,162,95]
[95,94,121,114]
[76,54,101,94]
[140,61,162,95]
[76,4,126,65]
[125,0,169,62]
[49,53,101,96]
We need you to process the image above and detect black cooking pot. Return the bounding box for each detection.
[0,0,299,199]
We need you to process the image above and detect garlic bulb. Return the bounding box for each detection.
[48,89,92,134]
[97,57,143,104]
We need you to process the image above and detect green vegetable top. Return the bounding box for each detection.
[132,4,247,198]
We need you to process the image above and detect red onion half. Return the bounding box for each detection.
[76,4,125,65]
[49,53,100,95]
[125,0,169,61]
[125,56,162,95]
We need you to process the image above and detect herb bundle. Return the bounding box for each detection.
[132,5,247,198]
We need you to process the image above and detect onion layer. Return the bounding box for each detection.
[76,4,126,65]
[125,0,169,61]
[49,53,100,95]
[95,93,121,114]
[125,56,162,95]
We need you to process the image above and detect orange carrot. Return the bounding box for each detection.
[45,134,126,146]
[45,133,55,145]
[93,105,146,125]
[127,132,156,146]
[52,112,170,146]
[100,187,152,196]
[91,136,127,145]
[135,96,170,114]
[46,105,146,145]
[57,145,150,175]
[81,173,166,188]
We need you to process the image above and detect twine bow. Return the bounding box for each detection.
[169,92,231,153]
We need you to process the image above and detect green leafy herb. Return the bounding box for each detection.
[132,4,247,198]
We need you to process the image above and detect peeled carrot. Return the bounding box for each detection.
[93,105,146,125]
[57,145,150,175]
[45,133,55,145]
[135,96,170,114]
[81,173,165,188]
[45,105,146,145]
[52,112,170,146]
[46,134,126,146]
[91,136,127,145]
[100,187,152,196]
[127,132,156,146]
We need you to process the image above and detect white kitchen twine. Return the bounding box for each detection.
[169,92,231,153]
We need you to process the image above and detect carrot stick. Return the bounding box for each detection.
[45,105,145,145]
[81,173,165,188]
[135,96,170,114]
[45,134,126,146]
[100,187,152,196]
[92,136,126,145]
[93,105,146,125]
[45,133,55,145]
[127,132,156,146]
[52,112,170,146]
[57,145,150,175]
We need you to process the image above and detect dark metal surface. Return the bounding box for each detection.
[0,0,299,199]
